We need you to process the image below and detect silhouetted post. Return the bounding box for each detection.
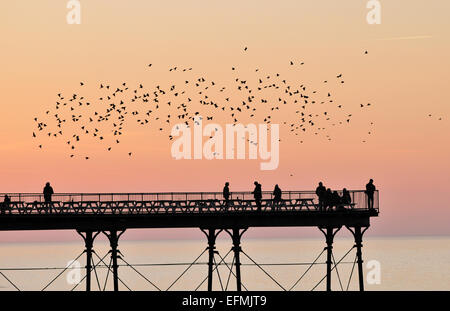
[232,228,242,291]
[76,230,99,291]
[104,230,121,291]
[84,231,93,291]
[319,226,341,291]
[325,227,333,291]
[354,226,364,291]
[201,228,222,291]
[207,228,216,291]
[110,231,119,291]
[346,225,368,291]
[225,228,247,291]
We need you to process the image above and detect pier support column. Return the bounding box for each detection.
[346,225,369,291]
[200,228,222,291]
[319,226,341,291]
[104,230,126,291]
[76,230,100,291]
[226,228,247,291]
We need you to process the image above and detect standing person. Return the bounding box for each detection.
[43,182,54,203]
[315,182,326,211]
[365,179,376,209]
[252,181,262,212]
[324,188,333,211]
[223,182,230,210]
[273,184,282,210]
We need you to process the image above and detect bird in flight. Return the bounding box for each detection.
[33,47,373,158]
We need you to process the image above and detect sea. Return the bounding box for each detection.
[0,236,448,291]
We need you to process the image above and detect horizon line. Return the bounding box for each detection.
[1,233,449,245]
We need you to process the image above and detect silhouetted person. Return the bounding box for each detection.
[223,182,230,209]
[342,188,351,205]
[1,195,11,214]
[252,181,262,212]
[273,184,282,209]
[332,191,342,210]
[365,179,376,209]
[315,182,326,211]
[43,182,54,203]
[324,188,333,211]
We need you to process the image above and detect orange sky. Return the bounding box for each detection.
[0,0,449,241]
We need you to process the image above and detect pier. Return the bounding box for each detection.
[0,190,379,291]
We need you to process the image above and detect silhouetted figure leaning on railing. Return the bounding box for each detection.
[223,182,230,210]
[273,184,282,210]
[342,188,352,206]
[331,191,342,210]
[365,179,376,210]
[323,188,333,211]
[252,181,262,212]
[315,182,326,211]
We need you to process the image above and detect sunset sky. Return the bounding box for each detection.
[1,0,449,241]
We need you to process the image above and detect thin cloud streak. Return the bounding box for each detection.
[375,35,433,41]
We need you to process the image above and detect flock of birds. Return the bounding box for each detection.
[33,48,378,159]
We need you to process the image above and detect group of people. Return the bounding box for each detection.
[223,181,268,211]
[1,182,54,213]
[223,179,376,211]
[315,179,376,211]
[223,181,282,212]
[315,182,352,211]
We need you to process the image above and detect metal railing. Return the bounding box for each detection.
[0,190,379,215]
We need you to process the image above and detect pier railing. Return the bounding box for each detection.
[0,190,379,215]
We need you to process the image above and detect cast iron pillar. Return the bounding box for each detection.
[226,228,247,291]
[201,228,222,291]
[347,225,369,291]
[103,230,126,291]
[319,226,341,291]
[76,230,100,291]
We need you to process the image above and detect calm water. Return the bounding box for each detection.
[0,236,448,291]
